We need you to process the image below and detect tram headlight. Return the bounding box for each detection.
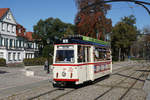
[62,72,66,77]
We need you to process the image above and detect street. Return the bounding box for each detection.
[0,61,150,100]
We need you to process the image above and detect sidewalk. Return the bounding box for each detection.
[0,66,52,99]
[24,65,52,80]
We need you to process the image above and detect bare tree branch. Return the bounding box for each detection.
[81,0,150,15]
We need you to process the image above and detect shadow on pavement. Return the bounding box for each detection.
[136,70,150,72]
[0,70,8,74]
[115,73,145,82]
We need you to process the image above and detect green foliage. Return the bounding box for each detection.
[130,57,144,61]
[111,15,138,61]
[42,45,53,58]
[7,63,24,67]
[0,58,6,66]
[23,57,47,66]
[33,17,75,57]
[33,17,75,46]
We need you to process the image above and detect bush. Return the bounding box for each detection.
[7,62,24,67]
[0,58,6,66]
[130,57,144,61]
[23,57,48,66]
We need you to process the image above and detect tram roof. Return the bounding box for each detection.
[55,35,110,47]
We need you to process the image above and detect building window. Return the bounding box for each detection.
[1,38,3,46]
[18,53,20,61]
[18,29,21,33]
[7,14,11,20]
[10,39,13,47]
[0,38,1,46]
[19,40,21,47]
[12,26,15,33]
[13,53,16,61]
[14,40,16,48]
[8,52,11,61]
[4,38,6,46]
[0,52,4,58]
[2,23,5,31]
[6,38,8,48]
[7,24,11,32]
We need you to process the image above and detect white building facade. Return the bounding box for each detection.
[0,8,38,64]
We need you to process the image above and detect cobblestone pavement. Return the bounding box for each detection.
[0,61,150,100]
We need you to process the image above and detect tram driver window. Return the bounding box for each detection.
[55,50,74,63]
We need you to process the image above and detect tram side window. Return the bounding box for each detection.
[94,48,106,61]
[78,46,85,63]
[86,46,91,62]
[106,49,111,60]
[78,46,91,63]
[94,48,111,61]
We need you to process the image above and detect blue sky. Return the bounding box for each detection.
[0,0,150,32]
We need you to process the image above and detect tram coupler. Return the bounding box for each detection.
[53,81,66,88]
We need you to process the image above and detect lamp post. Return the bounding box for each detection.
[46,38,50,74]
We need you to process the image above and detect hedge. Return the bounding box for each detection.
[23,57,50,66]
[0,58,6,66]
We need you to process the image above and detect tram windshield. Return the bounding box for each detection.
[55,50,74,63]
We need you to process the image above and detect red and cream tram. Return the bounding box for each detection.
[52,35,112,87]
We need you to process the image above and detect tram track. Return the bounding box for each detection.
[28,88,59,100]
[94,68,138,100]
[28,64,145,100]
[94,66,150,100]
[46,65,142,100]
[5,63,148,100]
[118,67,150,100]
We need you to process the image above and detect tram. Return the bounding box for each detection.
[52,35,112,87]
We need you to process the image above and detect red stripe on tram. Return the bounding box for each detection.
[53,61,111,66]
[54,79,79,82]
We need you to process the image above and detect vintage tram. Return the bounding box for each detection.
[52,35,112,87]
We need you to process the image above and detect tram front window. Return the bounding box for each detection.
[55,50,74,63]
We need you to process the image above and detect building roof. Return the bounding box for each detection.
[16,24,26,37]
[0,8,9,19]
[25,32,33,41]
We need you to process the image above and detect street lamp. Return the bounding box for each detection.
[46,38,50,74]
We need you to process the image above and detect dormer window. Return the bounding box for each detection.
[7,14,11,20]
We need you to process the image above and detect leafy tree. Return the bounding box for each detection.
[111,15,138,61]
[33,17,75,56]
[75,0,112,40]
[34,18,75,45]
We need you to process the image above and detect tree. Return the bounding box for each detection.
[33,17,75,56]
[111,15,138,61]
[75,0,112,40]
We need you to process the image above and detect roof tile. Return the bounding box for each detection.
[0,8,9,19]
